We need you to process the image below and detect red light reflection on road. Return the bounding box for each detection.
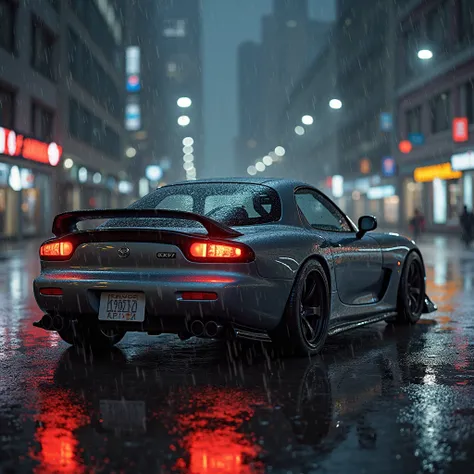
[166,387,267,473]
[29,387,89,474]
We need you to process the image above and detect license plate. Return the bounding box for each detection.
[99,400,146,431]
[98,292,145,322]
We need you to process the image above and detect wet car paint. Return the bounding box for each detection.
[1,236,474,473]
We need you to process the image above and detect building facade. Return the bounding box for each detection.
[155,0,204,184]
[236,0,331,177]
[0,0,132,240]
[395,0,474,232]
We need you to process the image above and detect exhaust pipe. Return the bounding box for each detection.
[42,314,53,330]
[53,316,64,331]
[190,320,205,337]
[204,321,223,338]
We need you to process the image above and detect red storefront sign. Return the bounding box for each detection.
[0,126,62,166]
[453,117,469,142]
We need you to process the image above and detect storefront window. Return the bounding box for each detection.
[433,178,447,224]
[21,188,40,236]
[384,196,399,224]
[447,179,462,224]
[463,174,473,209]
[405,180,423,224]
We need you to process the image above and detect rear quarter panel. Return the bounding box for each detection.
[234,224,335,290]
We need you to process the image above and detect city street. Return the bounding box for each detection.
[1,235,474,474]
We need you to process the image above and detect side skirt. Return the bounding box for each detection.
[328,311,398,336]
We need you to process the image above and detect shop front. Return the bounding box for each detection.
[403,161,464,231]
[451,150,474,211]
[0,126,62,239]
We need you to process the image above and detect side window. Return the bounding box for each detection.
[155,195,193,212]
[295,190,351,232]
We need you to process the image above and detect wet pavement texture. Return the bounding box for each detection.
[1,236,474,473]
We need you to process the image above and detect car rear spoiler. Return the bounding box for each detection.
[52,208,243,239]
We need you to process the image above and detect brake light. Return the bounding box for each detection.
[180,292,218,301]
[188,242,253,262]
[40,241,74,260]
[39,287,63,296]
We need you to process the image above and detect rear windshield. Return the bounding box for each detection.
[102,182,281,231]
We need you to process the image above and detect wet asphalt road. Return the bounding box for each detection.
[1,236,474,474]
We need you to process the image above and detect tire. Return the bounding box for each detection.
[394,252,426,325]
[272,259,330,356]
[58,321,125,351]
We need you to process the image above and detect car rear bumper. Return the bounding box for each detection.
[33,271,293,332]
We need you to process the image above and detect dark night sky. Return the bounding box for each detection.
[202,0,336,177]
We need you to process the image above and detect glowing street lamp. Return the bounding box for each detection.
[301,115,313,125]
[177,97,192,108]
[417,49,433,60]
[177,115,190,127]
[329,99,342,110]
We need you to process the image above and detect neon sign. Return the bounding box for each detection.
[0,127,62,166]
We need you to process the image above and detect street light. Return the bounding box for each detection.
[301,115,313,125]
[274,146,285,157]
[177,97,192,108]
[125,147,136,158]
[417,49,433,60]
[255,162,265,172]
[182,137,194,146]
[247,165,257,176]
[262,155,273,166]
[329,99,342,109]
[295,126,305,136]
[177,115,190,126]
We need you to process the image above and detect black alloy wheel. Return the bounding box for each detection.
[300,271,327,347]
[395,252,426,325]
[273,259,330,356]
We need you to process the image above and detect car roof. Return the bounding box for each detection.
[166,177,311,192]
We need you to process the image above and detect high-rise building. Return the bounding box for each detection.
[59,0,131,211]
[155,0,204,183]
[122,0,164,196]
[236,0,331,176]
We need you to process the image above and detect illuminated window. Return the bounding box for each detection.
[163,19,186,38]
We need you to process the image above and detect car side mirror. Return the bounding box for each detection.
[356,215,377,239]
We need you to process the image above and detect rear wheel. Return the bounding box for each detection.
[58,321,125,351]
[272,260,330,356]
[394,252,425,325]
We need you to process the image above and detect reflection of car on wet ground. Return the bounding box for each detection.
[44,323,433,473]
[33,178,437,355]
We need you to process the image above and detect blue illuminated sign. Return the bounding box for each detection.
[382,156,396,177]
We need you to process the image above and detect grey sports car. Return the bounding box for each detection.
[33,178,437,355]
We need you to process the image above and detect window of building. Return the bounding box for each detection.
[0,86,14,128]
[426,1,450,54]
[67,28,121,121]
[458,0,474,45]
[402,21,421,80]
[406,106,422,134]
[430,91,451,133]
[465,80,474,124]
[68,98,120,159]
[0,0,16,54]
[163,19,186,38]
[31,16,56,81]
[31,103,54,142]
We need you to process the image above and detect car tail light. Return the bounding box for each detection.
[39,240,75,260]
[39,287,63,296]
[188,241,254,262]
[180,292,218,301]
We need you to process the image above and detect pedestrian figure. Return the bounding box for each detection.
[459,205,474,248]
[409,208,425,241]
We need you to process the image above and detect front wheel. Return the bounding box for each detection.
[58,321,125,351]
[272,260,330,356]
[394,252,426,325]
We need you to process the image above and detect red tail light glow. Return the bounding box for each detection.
[40,241,74,260]
[180,292,218,301]
[39,288,63,296]
[189,242,252,262]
